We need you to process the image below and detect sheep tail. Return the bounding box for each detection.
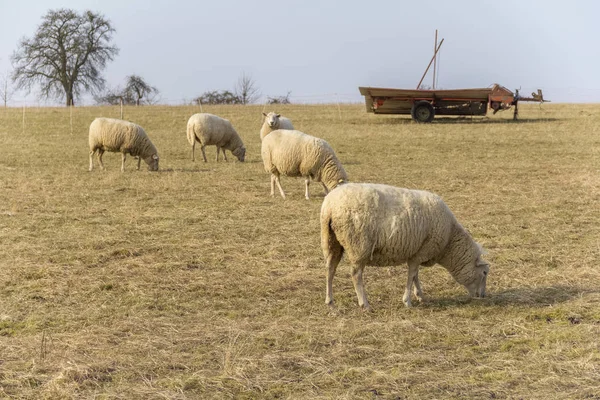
[186,123,198,146]
[321,207,344,260]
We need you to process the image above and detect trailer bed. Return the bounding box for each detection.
[358,84,521,121]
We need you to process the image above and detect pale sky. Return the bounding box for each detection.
[1,0,599,105]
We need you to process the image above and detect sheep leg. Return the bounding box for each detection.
[215,147,220,162]
[89,150,95,171]
[304,178,310,200]
[191,141,196,161]
[121,153,126,172]
[200,145,207,162]
[137,156,141,171]
[412,271,424,302]
[351,264,370,311]
[97,149,105,170]
[270,175,276,197]
[325,240,343,306]
[403,262,420,307]
[222,148,228,162]
[274,174,286,199]
[321,182,329,195]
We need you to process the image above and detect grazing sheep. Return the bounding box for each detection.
[261,129,348,200]
[187,113,246,162]
[88,118,159,172]
[321,183,489,309]
[260,112,294,140]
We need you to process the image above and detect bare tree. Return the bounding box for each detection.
[11,9,118,106]
[267,91,292,105]
[124,75,158,106]
[234,72,260,105]
[94,86,131,105]
[0,71,15,107]
[193,90,242,105]
[94,75,159,106]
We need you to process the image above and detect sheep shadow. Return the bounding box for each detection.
[421,284,593,309]
[157,168,212,173]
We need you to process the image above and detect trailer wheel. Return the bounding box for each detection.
[411,101,435,123]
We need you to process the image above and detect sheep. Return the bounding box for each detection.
[321,183,489,310]
[261,129,348,200]
[186,113,246,162]
[260,112,294,140]
[88,118,159,172]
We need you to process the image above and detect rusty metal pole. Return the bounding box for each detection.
[433,30,438,89]
[417,39,444,90]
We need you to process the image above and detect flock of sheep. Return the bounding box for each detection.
[87,113,490,310]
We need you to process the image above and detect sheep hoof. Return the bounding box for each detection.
[361,305,373,313]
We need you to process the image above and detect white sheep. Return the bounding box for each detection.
[260,112,294,140]
[261,129,348,200]
[321,183,489,309]
[88,118,159,172]
[186,113,246,162]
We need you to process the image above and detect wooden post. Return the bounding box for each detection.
[513,89,519,121]
[417,39,444,89]
[22,105,25,134]
[433,30,438,89]
[120,97,123,119]
[336,94,342,120]
[69,99,73,135]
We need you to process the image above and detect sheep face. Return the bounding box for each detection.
[463,257,489,298]
[144,154,159,171]
[264,112,281,128]
[232,147,246,162]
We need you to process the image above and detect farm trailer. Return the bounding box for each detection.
[358,84,547,122]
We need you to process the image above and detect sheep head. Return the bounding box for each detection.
[144,153,159,171]
[232,146,246,162]
[263,112,281,128]
[463,256,489,298]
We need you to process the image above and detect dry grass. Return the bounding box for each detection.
[0,102,599,399]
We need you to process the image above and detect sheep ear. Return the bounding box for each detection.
[262,112,267,117]
[476,242,488,256]
[276,114,281,117]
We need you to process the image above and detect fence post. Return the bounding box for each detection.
[22,105,25,134]
[120,97,123,119]
[70,99,73,135]
[336,93,342,120]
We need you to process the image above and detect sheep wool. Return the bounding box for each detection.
[261,129,348,200]
[88,118,159,172]
[187,113,246,162]
[260,112,294,140]
[321,183,489,309]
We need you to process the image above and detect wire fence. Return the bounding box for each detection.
[1,92,364,108]
[3,86,600,108]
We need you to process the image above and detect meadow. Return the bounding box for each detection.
[0,102,599,399]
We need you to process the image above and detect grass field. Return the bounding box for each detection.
[0,102,599,399]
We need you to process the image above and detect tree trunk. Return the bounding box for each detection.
[66,92,74,107]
